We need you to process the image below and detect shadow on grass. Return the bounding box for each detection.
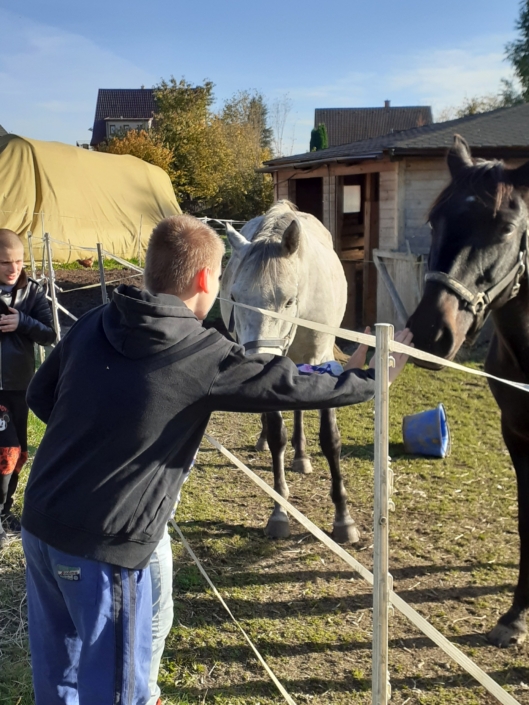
[160,665,527,700]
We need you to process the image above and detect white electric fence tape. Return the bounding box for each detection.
[204,434,521,705]
[170,519,297,705]
[219,297,529,393]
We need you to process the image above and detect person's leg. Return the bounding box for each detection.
[22,528,153,705]
[148,525,174,705]
[22,527,82,705]
[2,391,28,519]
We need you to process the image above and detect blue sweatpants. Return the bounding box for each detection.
[22,528,153,705]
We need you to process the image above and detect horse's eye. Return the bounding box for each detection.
[286,298,295,308]
[502,223,516,237]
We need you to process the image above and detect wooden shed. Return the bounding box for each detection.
[262,103,529,328]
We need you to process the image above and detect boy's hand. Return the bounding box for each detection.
[344,327,371,370]
[368,328,414,384]
[0,307,20,333]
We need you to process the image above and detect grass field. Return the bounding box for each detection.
[1,362,528,704]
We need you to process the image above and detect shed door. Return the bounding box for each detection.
[337,173,379,329]
[295,178,323,222]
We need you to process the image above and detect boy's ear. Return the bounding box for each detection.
[197,268,210,293]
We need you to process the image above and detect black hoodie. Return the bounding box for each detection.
[22,285,375,569]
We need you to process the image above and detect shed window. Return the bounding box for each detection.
[109,125,116,135]
[343,184,361,213]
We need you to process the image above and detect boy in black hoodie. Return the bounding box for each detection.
[21,215,411,705]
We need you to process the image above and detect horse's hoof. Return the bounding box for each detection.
[488,620,527,647]
[332,520,360,544]
[266,515,291,539]
[256,437,269,452]
[292,457,313,474]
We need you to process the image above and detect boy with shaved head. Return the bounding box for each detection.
[0,229,55,545]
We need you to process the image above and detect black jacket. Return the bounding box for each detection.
[0,270,56,390]
[22,285,375,569]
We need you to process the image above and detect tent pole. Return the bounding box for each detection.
[44,233,61,343]
[138,214,143,268]
[97,243,109,304]
[28,232,46,363]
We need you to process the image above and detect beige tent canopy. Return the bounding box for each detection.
[0,134,181,262]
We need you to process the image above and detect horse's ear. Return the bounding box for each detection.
[225,223,248,253]
[281,219,300,257]
[447,134,473,178]
[507,160,529,189]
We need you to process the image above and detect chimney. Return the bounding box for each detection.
[384,100,390,109]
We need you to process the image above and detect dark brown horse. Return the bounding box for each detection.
[407,134,529,647]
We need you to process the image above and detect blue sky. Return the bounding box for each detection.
[0,0,523,154]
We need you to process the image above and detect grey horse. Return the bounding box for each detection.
[220,200,359,543]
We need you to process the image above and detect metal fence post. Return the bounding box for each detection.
[97,243,109,304]
[44,233,61,343]
[373,323,393,705]
[28,231,46,363]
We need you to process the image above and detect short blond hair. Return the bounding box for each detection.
[144,215,224,296]
[0,229,23,251]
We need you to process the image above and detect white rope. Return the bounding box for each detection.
[170,519,297,705]
[205,434,521,705]
[219,297,529,393]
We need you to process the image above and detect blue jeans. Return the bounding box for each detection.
[148,525,174,705]
[22,528,153,705]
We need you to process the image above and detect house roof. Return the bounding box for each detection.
[0,124,7,137]
[265,102,529,170]
[90,88,157,146]
[314,105,433,147]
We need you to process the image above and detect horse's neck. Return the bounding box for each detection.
[490,279,529,380]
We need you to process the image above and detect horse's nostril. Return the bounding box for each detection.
[433,325,454,355]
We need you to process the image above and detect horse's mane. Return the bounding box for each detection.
[429,159,514,220]
[241,200,299,288]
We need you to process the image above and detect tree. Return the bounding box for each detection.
[209,91,274,220]
[436,80,524,121]
[153,77,230,209]
[270,94,294,157]
[310,123,328,151]
[506,1,529,100]
[97,77,274,219]
[98,129,174,175]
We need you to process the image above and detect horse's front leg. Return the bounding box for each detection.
[291,410,313,474]
[264,411,291,539]
[488,420,529,647]
[319,408,359,544]
[255,413,269,452]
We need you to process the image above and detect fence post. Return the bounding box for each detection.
[372,323,393,705]
[97,243,109,304]
[44,233,61,343]
[28,231,46,363]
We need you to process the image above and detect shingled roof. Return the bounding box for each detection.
[265,102,529,169]
[315,104,433,147]
[90,89,157,146]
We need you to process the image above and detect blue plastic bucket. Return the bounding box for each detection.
[402,404,451,458]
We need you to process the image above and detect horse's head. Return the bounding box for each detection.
[220,212,301,355]
[407,134,529,369]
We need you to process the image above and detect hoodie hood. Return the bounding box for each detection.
[103,285,202,359]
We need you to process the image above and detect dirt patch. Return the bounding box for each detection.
[54,267,228,336]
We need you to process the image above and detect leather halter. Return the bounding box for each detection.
[227,305,294,354]
[425,230,528,316]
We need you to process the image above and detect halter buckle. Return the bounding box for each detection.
[469,293,486,316]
